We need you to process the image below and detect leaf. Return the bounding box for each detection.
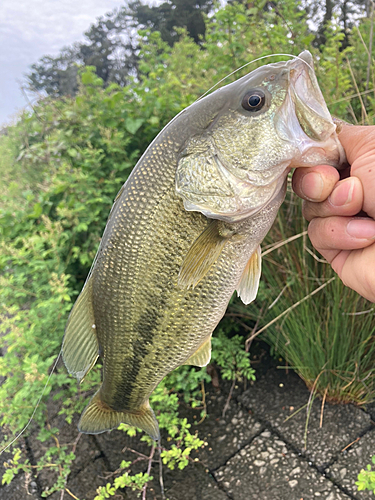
[31,203,42,218]
[149,116,159,126]
[125,118,144,135]
[67,148,78,158]
[81,71,95,85]
[109,92,123,108]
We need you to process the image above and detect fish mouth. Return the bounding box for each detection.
[275,51,346,168]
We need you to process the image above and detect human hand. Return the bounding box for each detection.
[292,124,375,303]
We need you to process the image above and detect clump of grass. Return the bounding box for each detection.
[231,182,375,406]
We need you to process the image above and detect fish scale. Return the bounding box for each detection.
[91,133,221,410]
[62,51,344,440]
[98,149,255,406]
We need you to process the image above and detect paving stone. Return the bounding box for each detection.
[106,460,230,500]
[4,352,373,500]
[365,402,375,422]
[192,391,265,470]
[63,459,111,500]
[28,412,102,496]
[94,428,152,472]
[0,441,39,500]
[215,431,352,500]
[240,368,371,467]
[163,464,229,500]
[326,427,375,499]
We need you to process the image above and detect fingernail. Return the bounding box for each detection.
[333,117,353,133]
[347,219,375,239]
[328,178,354,207]
[301,172,323,200]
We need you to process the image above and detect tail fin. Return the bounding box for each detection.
[78,391,160,441]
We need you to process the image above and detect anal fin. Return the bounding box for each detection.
[78,391,160,441]
[178,220,233,289]
[183,337,211,367]
[62,276,99,382]
[236,245,262,305]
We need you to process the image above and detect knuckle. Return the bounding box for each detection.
[302,200,319,221]
[301,200,309,219]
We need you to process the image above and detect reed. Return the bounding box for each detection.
[230,182,375,405]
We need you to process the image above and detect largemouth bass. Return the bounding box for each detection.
[62,51,344,440]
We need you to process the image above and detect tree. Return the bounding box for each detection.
[128,0,214,45]
[27,47,80,96]
[303,0,368,48]
[26,0,369,98]
[78,12,139,86]
[26,9,138,97]
[25,0,214,97]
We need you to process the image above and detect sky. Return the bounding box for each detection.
[0,0,127,126]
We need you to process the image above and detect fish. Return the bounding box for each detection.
[62,51,345,441]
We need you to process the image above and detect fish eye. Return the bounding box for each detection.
[241,90,266,112]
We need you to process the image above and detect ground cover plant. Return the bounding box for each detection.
[1,2,375,498]
[356,455,375,494]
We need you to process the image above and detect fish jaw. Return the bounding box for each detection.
[275,51,346,169]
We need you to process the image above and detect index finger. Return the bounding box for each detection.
[292,165,340,202]
[339,124,375,219]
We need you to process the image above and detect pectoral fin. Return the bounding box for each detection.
[236,246,262,305]
[62,276,99,383]
[79,391,160,441]
[178,221,231,289]
[182,337,211,367]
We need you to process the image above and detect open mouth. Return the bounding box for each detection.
[289,54,336,143]
[275,51,345,168]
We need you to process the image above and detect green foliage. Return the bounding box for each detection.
[212,329,256,383]
[315,21,353,119]
[94,472,152,499]
[2,2,375,498]
[356,455,375,493]
[0,216,72,431]
[165,364,211,408]
[203,0,314,81]
[2,449,29,485]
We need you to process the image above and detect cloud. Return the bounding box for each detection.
[0,0,125,124]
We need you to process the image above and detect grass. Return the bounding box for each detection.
[229,180,375,406]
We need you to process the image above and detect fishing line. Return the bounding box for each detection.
[158,440,165,500]
[0,350,62,455]
[136,52,314,162]
[196,52,315,102]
